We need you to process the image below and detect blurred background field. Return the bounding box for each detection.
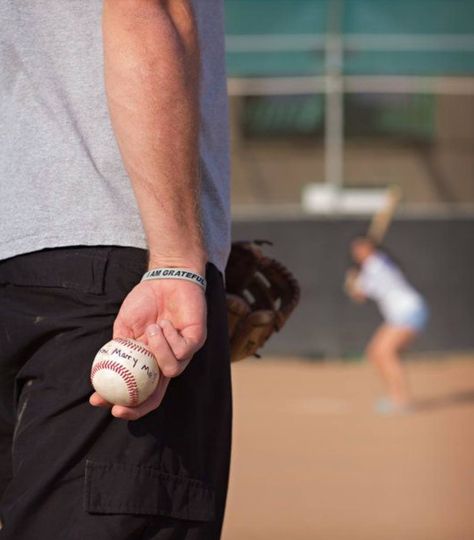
[222,0,474,538]
[225,0,474,359]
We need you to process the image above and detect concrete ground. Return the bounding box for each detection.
[223,356,474,540]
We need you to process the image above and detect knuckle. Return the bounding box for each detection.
[175,352,187,363]
[175,345,193,362]
[179,353,193,366]
[161,363,181,378]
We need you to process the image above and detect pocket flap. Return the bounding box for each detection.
[84,460,215,522]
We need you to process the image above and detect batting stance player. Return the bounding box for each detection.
[346,236,429,413]
[0,1,231,538]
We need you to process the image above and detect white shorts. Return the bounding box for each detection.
[387,303,429,332]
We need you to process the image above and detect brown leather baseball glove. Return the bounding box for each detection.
[225,241,300,362]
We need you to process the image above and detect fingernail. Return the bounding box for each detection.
[147,324,160,337]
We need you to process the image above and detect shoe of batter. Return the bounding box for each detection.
[375,397,413,415]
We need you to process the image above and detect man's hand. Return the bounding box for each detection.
[90,278,207,420]
[97,1,207,420]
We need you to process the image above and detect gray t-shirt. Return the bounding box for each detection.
[0,1,230,272]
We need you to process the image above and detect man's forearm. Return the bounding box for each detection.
[103,0,206,273]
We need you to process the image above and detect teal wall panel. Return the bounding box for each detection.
[225,0,329,35]
[344,0,474,35]
[225,0,474,77]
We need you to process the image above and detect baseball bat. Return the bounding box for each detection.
[367,185,402,244]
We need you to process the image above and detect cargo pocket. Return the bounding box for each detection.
[84,460,215,522]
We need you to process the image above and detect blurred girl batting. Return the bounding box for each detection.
[345,188,429,413]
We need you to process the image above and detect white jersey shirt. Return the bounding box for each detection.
[357,253,424,324]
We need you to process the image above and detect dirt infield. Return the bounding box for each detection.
[223,356,474,540]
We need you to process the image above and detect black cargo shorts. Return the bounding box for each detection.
[0,246,232,539]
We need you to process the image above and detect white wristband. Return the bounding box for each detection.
[141,268,207,291]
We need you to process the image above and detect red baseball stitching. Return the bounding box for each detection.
[91,360,139,406]
[114,338,155,360]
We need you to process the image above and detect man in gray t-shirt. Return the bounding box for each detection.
[0,2,231,538]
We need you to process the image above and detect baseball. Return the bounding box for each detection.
[91,338,160,407]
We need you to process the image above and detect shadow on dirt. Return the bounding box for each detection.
[413,390,474,412]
